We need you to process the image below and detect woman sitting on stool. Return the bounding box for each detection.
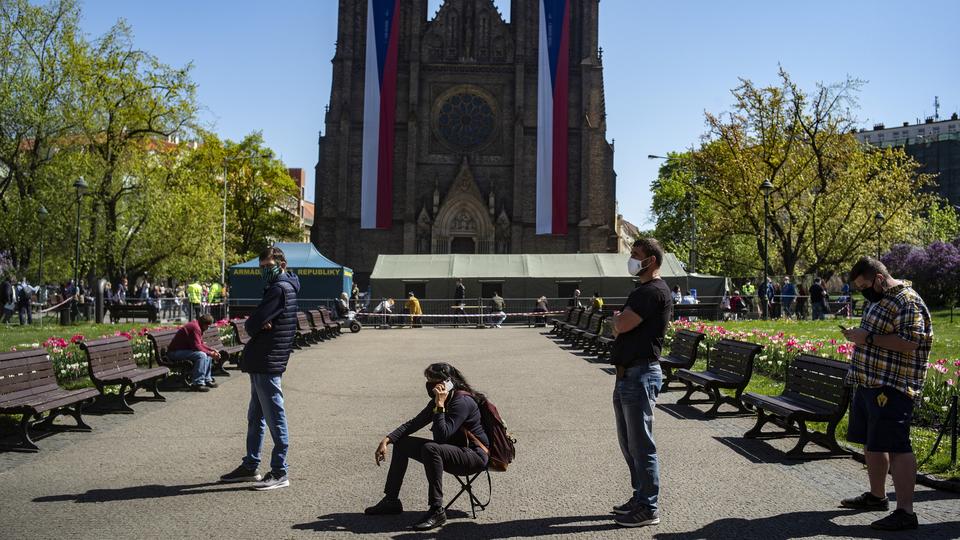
[366,362,489,531]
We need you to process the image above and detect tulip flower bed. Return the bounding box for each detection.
[667,318,960,478]
[4,320,236,388]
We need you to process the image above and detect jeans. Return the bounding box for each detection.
[490,311,506,326]
[17,305,32,325]
[613,363,663,512]
[242,373,289,475]
[385,436,487,509]
[811,302,825,320]
[167,349,212,386]
[782,298,795,318]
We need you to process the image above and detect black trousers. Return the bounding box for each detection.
[385,436,486,509]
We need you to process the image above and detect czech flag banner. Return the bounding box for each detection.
[536,0,570,235]
[361,0,400,229]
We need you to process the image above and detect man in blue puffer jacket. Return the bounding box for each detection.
[220,246,300,491]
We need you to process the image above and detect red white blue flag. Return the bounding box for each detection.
[536,0,570,235]
[361,0,400,229]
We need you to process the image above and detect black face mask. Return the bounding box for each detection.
[860,277,884,303]
[861,286,884,303]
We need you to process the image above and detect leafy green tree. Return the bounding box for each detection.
[650,69,935,278]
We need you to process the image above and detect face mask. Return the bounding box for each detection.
[627,256,653,277]
[260,264,282,283]
[860,277,884,303]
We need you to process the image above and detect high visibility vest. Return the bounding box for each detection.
[187,283,203,303]
[208,283,222,303]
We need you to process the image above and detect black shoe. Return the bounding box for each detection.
[615,507,660,528]
[840,492,889,511]
[364,497,403,515]
[253,470,290,491]
[871,509,918,531]
[219,465,261,483]
[188,384,210,392]
[412,508,446,530]
[205,381,219,388]
[612,497,636,515]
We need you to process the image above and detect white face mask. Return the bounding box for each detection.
[627,256,654,276]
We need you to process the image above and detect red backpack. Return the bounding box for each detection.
[459,391,516,472]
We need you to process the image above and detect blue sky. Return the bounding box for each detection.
[79,0,960,228]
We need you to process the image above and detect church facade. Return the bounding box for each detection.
[313,0,617,285]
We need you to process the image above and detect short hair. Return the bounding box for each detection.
[849,256,890,282]
[259,246,286,265]
[408,292,414,297]
[632,237,664,267]
[197,314,214,326]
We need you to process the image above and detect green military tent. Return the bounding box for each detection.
[227,242,353,310]
[368,252,726,302]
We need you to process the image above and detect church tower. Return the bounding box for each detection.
[314,0,617,285]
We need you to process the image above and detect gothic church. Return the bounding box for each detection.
[313,0,617,284]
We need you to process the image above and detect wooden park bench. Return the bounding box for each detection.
[319,308,343,336]
[586,318,615,360]
[80,336,170,413]
[146,328,192,385]
[549,307,576,334]
[675,339,763,416]
[0,348,99,451]
[556,308,585,339]
[673,303,721,321]
[659,330,706,390]
[295,312,319,346]
[231,319,251,347]
[202,327,242,373]
[304,310,330,341]
[569,311,605,348]
[743,354,852,458]
[109,303,159,323]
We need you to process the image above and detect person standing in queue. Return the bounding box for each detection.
[219,246,300,491]
[609,238,673,528]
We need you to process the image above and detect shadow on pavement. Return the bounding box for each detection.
[651,510,960,540]
[293,513,619,539]
[33,482,253,503]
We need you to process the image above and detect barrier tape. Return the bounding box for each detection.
[39,297,76,314]
[358,310,566,319]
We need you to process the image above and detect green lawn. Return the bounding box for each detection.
[0,317,168,352]
[677,309,960,480]
[717,309,960,360]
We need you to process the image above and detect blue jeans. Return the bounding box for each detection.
[613,363,663,512]
[782,298,795,317]
[242,373,289,475]
[167,349,212,386]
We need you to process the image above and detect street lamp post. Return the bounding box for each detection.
[222,162,228,285]
[760,180,775,319]
[38,205,48,328]
[72,177,88,287]
[648,154,698,272]
[874,211,885,259]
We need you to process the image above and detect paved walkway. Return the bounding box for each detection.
[0,327,957,539]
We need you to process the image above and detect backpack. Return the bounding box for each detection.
[458,391,517,472]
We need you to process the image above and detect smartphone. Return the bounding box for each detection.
[443,379,455,393]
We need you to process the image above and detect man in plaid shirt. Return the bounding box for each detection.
[840,257,932,532]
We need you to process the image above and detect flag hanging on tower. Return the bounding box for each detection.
[536,0,570,236]
[361,0,400,229]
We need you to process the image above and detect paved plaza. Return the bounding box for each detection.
[0,327,957,539]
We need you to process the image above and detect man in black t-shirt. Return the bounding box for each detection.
[609,238,672,529]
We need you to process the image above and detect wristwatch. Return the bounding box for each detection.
[866,333,875,345]
[433,406,445,414]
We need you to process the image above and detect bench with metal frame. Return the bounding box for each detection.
[80,336,169,413]
[0,348,99,451]
[743,353,853,458]
[569,311,605,348]
[549,307,576,334]
[659,330,706,390]
[108,303,159,323]
[675,339,763,416]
